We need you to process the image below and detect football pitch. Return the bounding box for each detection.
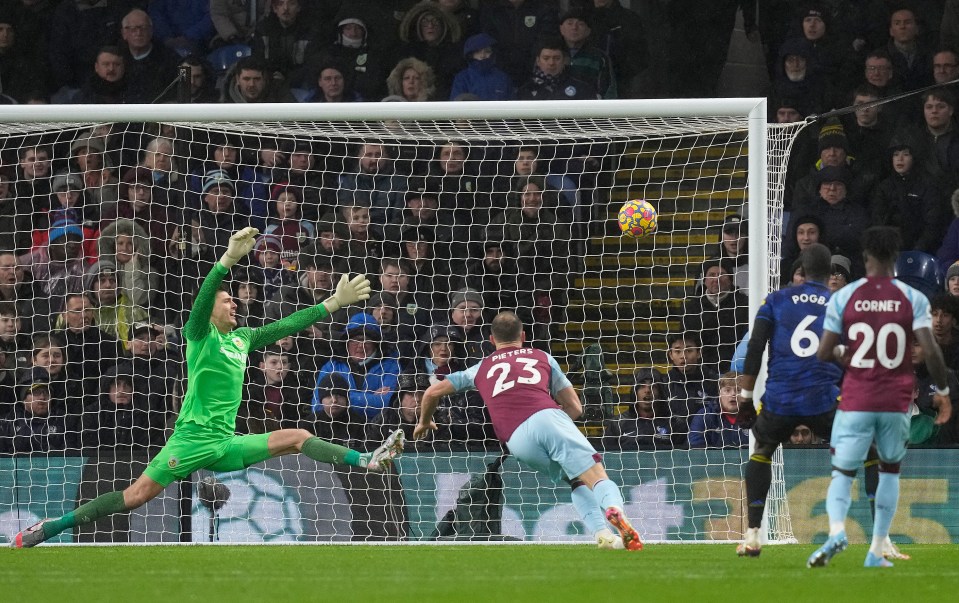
[3,544,958,603]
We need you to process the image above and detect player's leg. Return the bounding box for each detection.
[11,461,168,548]
[808,410,874,567]
[259,428,403,472]
[864,412,910,568]
[574,463,641,551]
[566,477,619,548]
[508,409,641,550]
[739,409,802,557]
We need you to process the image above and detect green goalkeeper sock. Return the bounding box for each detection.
[45,491,128,538]
[301,436,362,467]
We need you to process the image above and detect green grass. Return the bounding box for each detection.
[3,544,958,603]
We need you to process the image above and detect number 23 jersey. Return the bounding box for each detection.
[824,276,931,413]
[446,346,573,442]
[757,281,842,415]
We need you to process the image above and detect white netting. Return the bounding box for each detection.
[0,102,789,544]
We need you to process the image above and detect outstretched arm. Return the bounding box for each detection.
[249,274,372,350]
[184,227,259,341]
[415,379,456,440]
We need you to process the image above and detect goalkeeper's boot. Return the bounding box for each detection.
[595,528,625,550]
[864,551,894,568]
[364,429,406,473]
[736,527,762,557]
[10,519,52,548]
[605,507,643,551]
[882,536,910,560]
[806,531,848,568]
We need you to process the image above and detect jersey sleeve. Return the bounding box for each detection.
[909,287,933,331]
[823,293,844,335]
[546,354,573,396]
[248,302,330,350]
[754,295,774,324]
[183,262,229,341]
[446,363,481,393]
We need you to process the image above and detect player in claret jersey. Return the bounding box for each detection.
[809,227,952,568]
[415,311,642,551]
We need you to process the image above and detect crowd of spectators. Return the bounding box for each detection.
[4,1,959,456]
[0,117,602,455]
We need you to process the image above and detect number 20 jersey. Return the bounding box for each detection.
[756,281,842,415]
[823,276,931,413]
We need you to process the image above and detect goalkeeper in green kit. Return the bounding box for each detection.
[11,228,405,548]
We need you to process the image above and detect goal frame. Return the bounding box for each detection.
[0,99,779,543]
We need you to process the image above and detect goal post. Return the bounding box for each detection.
[0,99,797,544]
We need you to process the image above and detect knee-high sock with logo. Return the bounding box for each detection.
[591,479,626,512]
[571,484,607,534]
[826,471,855,536]
[870,471,900,556]
[43,491,128,540]
[302,436,363,466]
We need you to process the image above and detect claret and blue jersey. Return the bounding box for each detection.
[824,276,931,413]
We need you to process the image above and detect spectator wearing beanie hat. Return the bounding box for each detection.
[828,254,852,292]
[47,172,89,227]
[447,287,493,366]
[559,9,616,99]
[945,262,959,297]
[790,117,877,211]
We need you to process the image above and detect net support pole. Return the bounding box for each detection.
[746,99,772,544]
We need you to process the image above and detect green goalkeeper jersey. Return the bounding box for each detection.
[175,262,330,437]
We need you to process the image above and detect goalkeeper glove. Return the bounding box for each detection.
[220,227,259,268]
[324,274,372,314]
[736,401,758,430]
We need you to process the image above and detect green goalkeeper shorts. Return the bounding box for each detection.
[144,424,273,487]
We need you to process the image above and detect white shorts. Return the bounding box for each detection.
[831,409,910,471]
[506,408,600,484]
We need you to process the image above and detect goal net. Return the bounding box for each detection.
[0,100,792,544]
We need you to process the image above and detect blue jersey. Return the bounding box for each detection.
[755,281,842,415]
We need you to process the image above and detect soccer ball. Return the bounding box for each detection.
[618,199,657,238]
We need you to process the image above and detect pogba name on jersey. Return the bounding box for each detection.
[790,292,828,305]
[852,299,902,312]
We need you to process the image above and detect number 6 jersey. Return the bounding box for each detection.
[755,280,843,415]
[824,276,932,413]
[445,346,573,442]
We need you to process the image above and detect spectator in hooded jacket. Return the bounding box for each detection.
[398,0,464,99]
[311,312,402,420]
[449,32,514,101]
